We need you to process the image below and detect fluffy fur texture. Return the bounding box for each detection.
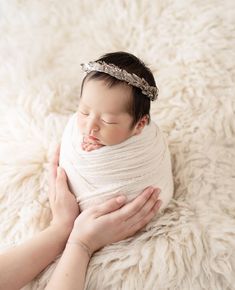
[0,1,234,289]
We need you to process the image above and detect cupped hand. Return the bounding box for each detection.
[68,187,162,254]
[48,145,79,233]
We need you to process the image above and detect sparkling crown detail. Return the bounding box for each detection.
[80,61,158,101]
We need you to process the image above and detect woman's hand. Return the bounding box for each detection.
[48,145,79,234]
[0,146,80,290]
[68,187,161,254]
[45,151,161,290]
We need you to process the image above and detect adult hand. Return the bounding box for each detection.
[0,146,80,290]
[49,145,79,234]
[68,187,161,254]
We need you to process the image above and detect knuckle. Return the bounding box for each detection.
[139,216,150,228]
[140,216,148,226]
[147,211,155,223]
[154,201,161,212]
[148,194,156,204]
[150,193,157,203]
[131,203,141,214]
[129,225,140,237]
[115,215,125,224]
[139,207,148,218]
[142,194,149,203]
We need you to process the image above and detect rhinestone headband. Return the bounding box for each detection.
[80,61,158,101]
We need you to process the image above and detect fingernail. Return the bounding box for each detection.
[154,191,160,199]
[116,195,126,204]
[149,187,154,194]
[155,188,161,194]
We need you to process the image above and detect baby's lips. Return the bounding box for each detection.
[88,135,99,142]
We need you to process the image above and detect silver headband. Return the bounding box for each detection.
[80,61,158,101]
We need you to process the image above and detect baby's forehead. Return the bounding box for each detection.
[80,79,133,113]
[79,98,130,116]
[83,77,132,94]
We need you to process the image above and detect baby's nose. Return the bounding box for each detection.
[86,118,99,134]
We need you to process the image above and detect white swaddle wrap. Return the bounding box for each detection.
[60,113,174,211]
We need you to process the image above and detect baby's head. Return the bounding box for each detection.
[78,51,158,147]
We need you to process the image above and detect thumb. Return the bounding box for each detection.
[55,167,68,193]
[94,195,127,217]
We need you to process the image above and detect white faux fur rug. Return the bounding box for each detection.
[0,1,235,289]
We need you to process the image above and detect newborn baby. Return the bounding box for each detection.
[60,51,174,212]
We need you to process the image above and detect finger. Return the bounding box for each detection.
[55,167,77,200]
[52,144,61,174]
[91,195,127,217]
[126,190,160,224]
[81,143,86,150]
[49,144,61,183]
[54,144,61,165]
[83,136,89,143]
[128,199,162,235]
[116,187,158,220]
[48,145,60,202]
[55,167,68,193]
[86,145,92,151]
[86,144,97,152]
[89,144,100,151]
[82,143,90,151]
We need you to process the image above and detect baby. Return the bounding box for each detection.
[60,51,174,212]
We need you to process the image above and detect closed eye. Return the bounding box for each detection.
[102,119,118,125]
[79,111,89,116]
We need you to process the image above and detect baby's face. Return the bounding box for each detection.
[77,79,137,147]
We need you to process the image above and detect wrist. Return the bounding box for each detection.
[68,229,96,256]
[49,222,74,244]
[66,239,93,259]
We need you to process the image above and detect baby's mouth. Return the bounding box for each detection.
[88,135,100,142]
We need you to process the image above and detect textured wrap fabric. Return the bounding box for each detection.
[60,113,174,211]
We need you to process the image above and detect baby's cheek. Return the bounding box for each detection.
[108,129,127,144]
[77,119,85,132]
[102,129,117,145]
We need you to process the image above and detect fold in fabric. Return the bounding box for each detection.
[60,113,174,211]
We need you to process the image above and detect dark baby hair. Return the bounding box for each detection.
[80,51,157,128]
